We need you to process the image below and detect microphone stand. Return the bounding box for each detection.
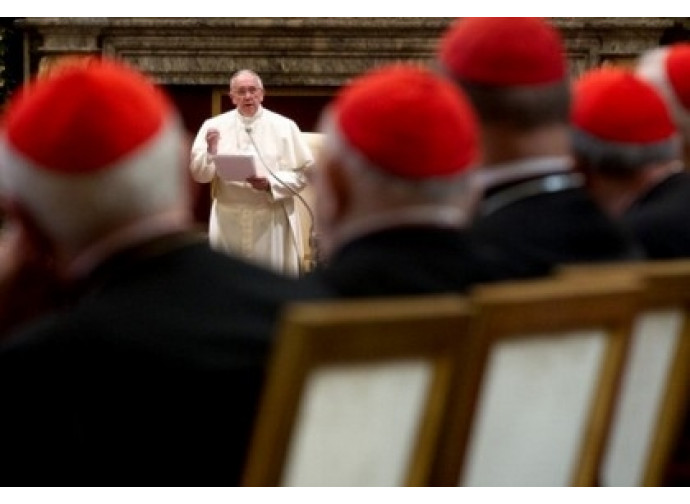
[245,127,319,272]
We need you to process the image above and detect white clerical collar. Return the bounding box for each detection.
[475,155,574,190]
[239,105,263,126]
[479,172,584,217]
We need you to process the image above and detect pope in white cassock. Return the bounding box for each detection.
[189,69,314,276]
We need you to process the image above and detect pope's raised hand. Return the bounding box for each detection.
[205,128,220,154]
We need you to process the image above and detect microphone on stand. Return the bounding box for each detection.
[245,127,318,272]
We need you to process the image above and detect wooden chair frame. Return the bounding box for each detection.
[429,275,642,486]
[242,294,473,486]
[559,259,690,486]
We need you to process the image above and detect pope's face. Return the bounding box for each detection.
[230,73,264,117]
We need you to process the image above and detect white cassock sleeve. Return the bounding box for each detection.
[189,119,217,184]
[266,119,314,202]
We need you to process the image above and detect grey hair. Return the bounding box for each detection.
[0,115,187,248]
[434,60,570,129]
[230,69,264,91]
[572,126,682,175]
[318,108,474,203]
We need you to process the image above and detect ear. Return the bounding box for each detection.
[323,158,351,222]
[0,199,65,332]
[0,198,59,264]
[312,156,352,261]
[570,153,588,175]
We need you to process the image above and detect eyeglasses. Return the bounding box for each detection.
[231,86,262,96]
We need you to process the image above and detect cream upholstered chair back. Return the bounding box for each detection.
[430,275,642,486]
[559,260,690,486]
[242,295,473,487]
[243,272,648,487]
[302,132,325,161]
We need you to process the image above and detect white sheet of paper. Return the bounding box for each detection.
[213,154,258,182]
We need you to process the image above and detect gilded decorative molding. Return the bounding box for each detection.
[15,17,690,86]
